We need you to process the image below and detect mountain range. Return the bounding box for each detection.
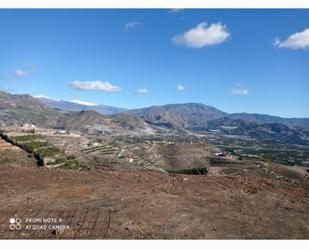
[229,113,309,128]
[205,116,308,144]
[128,103,226,130]
[128,103,309,130]
[37,96,127,115]
[0,91,59,127]
[0,90,308,144]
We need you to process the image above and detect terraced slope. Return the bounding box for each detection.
[0,137,37,167]
[1,133,86,171]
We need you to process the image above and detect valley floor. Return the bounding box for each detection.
[0,163,308,239]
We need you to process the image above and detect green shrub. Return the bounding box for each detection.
[58,160,87,171]
[12,134,43,142]
[36,146,62,157]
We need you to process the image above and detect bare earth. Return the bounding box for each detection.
[0,137,309,239]
[0,165,308,239]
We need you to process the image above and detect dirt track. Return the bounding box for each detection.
[0,163,308,239]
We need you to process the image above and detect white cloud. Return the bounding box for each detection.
[172,22,230,48]
[14,69,27,78]
[177,84,185,91]
[135,88,149,94]
[70,99,98,106]
[125,21,142,31]
[71,80,122,92]
[273,28,309,50]
[231,85,249,96]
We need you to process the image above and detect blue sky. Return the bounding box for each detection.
[0,9,308,117]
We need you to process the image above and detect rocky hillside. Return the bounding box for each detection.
[56,110,147,132]
[0,91,60,127]
[230,113,309,128]
[128,103,227,130]
[205,117,309,145]
[56,110,107,130]
[111,113,147,130]
[0,91,145,133]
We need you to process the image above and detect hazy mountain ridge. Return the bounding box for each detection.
[230,113,309,128]
[204,116,309,145]
[38,97,127,115]
[128,103,309,129]
[0,91,308,144]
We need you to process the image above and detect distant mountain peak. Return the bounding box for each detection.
[70,99,98,106]
[34,95,49,99]
[36,95,127,115]
[128,103,227,129]
[35,95,98,106]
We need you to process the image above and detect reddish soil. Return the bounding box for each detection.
[0,164,308,239]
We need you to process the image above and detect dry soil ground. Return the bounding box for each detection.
[0,138,309,239]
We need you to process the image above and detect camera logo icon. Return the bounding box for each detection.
[9,218,22,230]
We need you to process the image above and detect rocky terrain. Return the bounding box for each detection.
[0,91,60,127]
[128,103,226,130]
[204,117,309,145]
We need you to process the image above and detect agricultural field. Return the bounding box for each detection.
[207,134,309,167]
[0,133,86,171]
